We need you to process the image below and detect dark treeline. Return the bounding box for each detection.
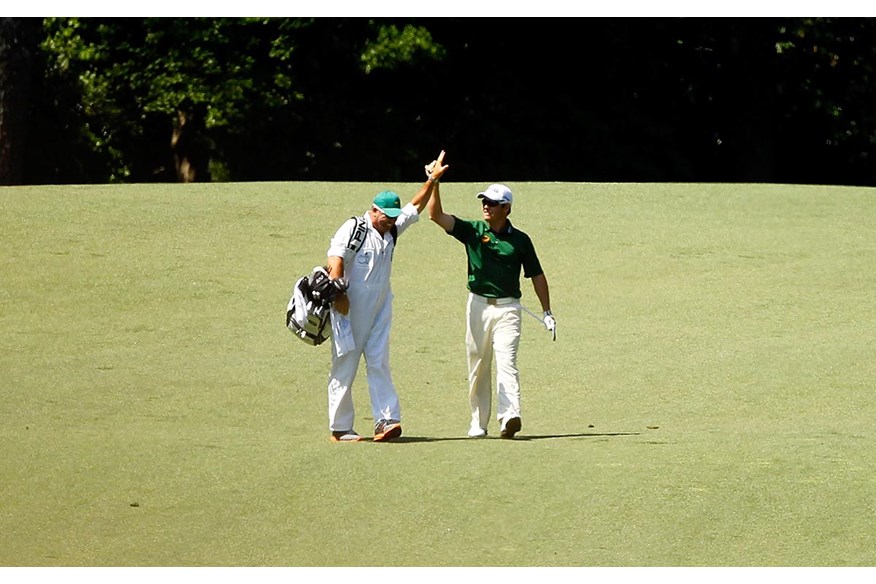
[1,17,875,186]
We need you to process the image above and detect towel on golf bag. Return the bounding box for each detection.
[286,266,348,346]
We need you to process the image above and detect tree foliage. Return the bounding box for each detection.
[11,17,876,186]
[0,17,41,184]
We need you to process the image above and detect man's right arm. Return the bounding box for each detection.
[410,150,449,213]
[428,181,455,232]
[326,255,349,315]
[326,219,351,315]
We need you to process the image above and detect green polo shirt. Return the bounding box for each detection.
[448,217,543,299]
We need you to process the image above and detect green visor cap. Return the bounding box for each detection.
[373,190,403,218]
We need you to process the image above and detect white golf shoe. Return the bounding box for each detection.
[467,426,487,438]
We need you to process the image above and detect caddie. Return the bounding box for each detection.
[324,150,449,443]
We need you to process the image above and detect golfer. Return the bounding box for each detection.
[325,151,448,443]
[427,172,554,439]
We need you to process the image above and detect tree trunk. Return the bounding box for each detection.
[0,18,41,185]
[171,99,211,183]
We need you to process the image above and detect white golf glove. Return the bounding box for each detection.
[543,310,556,341]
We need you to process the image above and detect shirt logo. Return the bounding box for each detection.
[357,251,371,264]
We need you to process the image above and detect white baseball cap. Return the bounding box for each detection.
[477,183,513,205]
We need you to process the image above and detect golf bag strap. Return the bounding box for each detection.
[346,216,368,253]
[345,216,397,254]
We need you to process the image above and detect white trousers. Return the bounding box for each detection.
[466,293,522,432]
[327,284,400,432]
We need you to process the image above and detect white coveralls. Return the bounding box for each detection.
[326,204,419,432]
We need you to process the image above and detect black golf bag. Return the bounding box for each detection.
[286,266,348,346]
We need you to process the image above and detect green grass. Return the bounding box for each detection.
[1,181,875,566]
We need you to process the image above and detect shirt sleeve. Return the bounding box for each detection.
[327,217,358,261]
[394,202,419,237]
[521,234,544,279]
[449,216,475,242]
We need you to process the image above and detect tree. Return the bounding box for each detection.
[0,18,41,185]
[773,18,876,185]
[13,17,876,186]
[27,18,447,184]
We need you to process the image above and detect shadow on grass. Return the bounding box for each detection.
[379,431,641,443]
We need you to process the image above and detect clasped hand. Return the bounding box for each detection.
[425,150,449,180]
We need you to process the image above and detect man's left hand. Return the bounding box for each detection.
[543,310,556,341]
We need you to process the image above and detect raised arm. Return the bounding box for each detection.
[410,150,449,213]
[425,151,455,232]
[428,180,455,232]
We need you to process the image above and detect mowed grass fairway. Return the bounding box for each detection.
[1,181,875,567]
